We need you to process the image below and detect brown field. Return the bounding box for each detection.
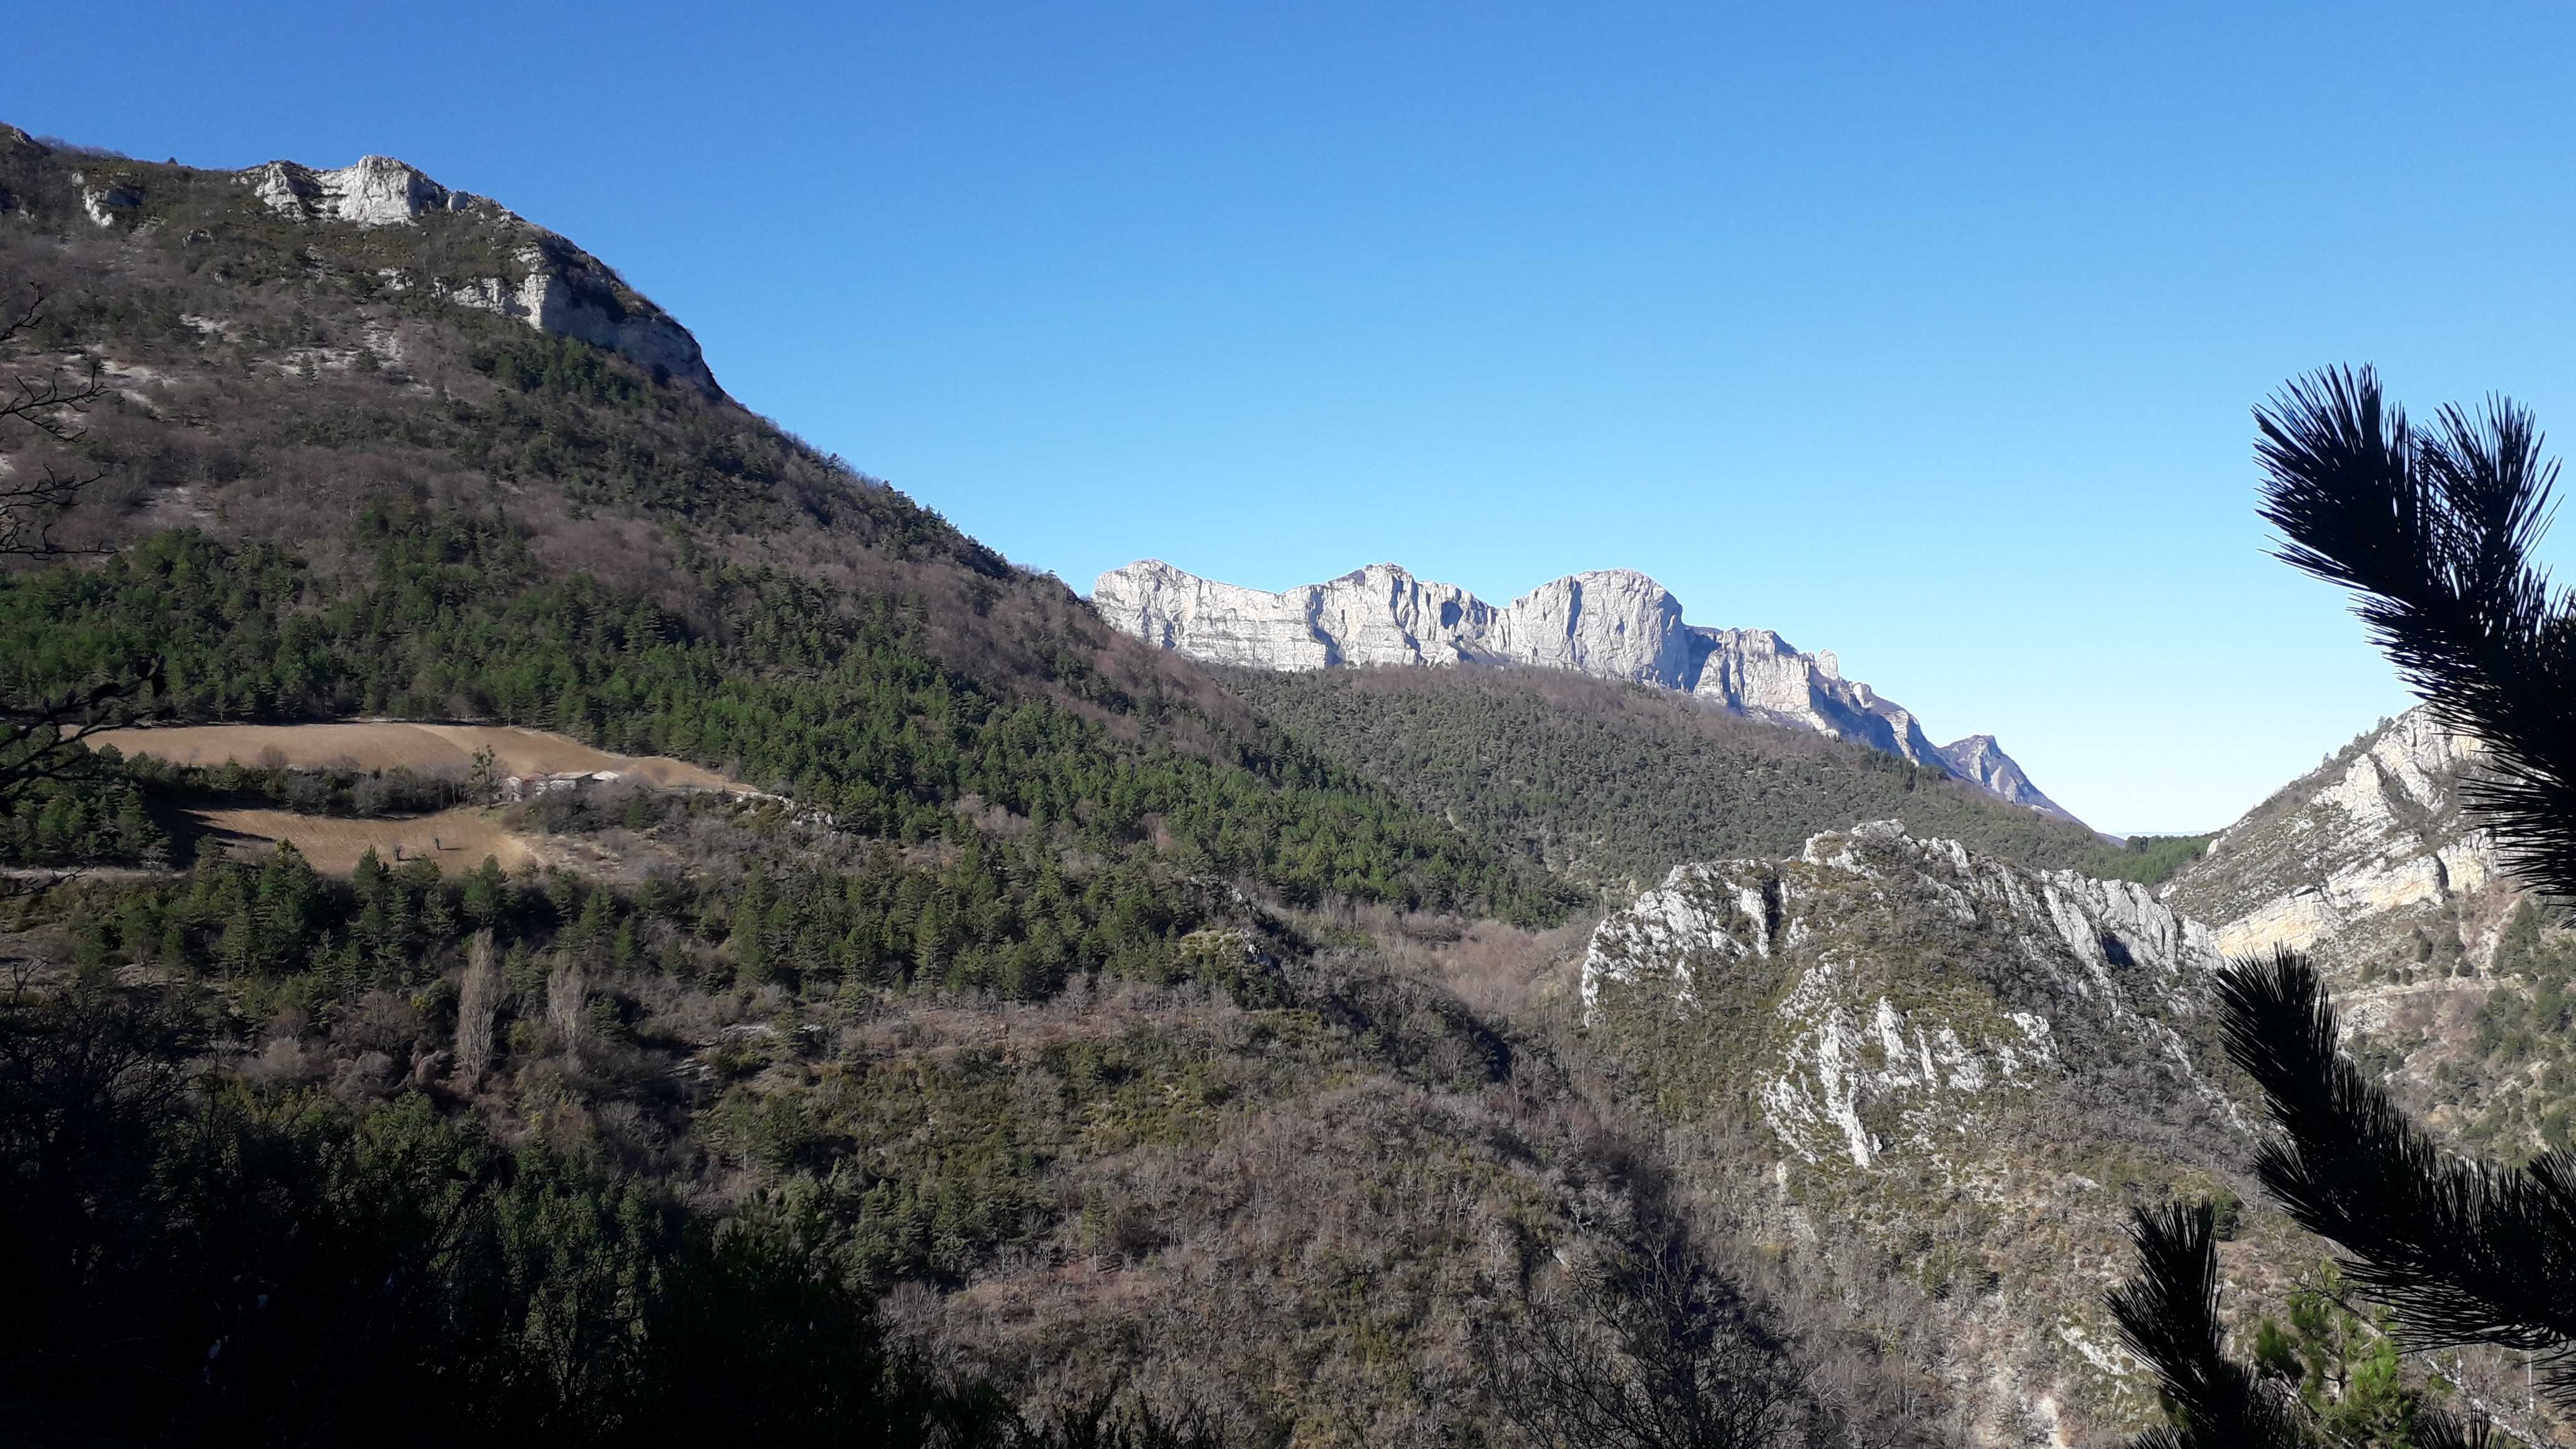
[92,722,743,791]
[190,806,537,874]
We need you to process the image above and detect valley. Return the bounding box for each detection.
[2,122,2569,1449]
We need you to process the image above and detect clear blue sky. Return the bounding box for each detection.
[22,2,2576,833]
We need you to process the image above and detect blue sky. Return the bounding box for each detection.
[21,2,2576,832]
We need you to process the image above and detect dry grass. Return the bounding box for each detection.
[190,806,535,874]
[93,722,741,791]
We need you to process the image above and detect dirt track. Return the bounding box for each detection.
[92,722,741,791]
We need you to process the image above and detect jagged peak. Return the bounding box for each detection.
[1932,733,2079,827]
[238,153,481,228]
[1556,565,1672,590]
[1092,557,2085,826]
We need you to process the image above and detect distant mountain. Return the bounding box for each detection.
[1094,559,2082,825]
[1931,732,2077,823]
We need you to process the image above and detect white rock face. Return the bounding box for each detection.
[1583,819,2233,1166]
[69,170,141,230]
[234,154,721,396]
[1095,559,2073,822]
[243,155,476,227]
[1579,819,2248,1440]
[1493,569,1697,685]
[2160,706,2503,968]
[243,157,469,226]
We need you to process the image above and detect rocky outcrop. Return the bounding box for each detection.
[1583,820,2230,1164]
[1095,559,2072,822]
[2,130,723,398]
[1581,820,2245,1441]
[71,170,143,230]
[235,154,721,397]
[2159,706,2504,972]
[243,155,476,227]
[1936,733,2081,824]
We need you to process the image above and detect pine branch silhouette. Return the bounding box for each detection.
[2105,1201,2311,1448]
[2217,950,2576,1405]
[2101,364,2576,1445]
[2253,364,2576,902]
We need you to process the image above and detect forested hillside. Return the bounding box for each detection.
[0,127,1569,924]
[0,126,1987,1448]
[0,130,1657,1443]
[1223,665,2195,891]
[2,125,2484,1448]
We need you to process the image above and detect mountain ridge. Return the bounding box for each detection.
[1095,557,2084,825]
[17,117,2570,1446]
[6,127,722,398]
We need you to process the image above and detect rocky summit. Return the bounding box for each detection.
[11,127,721,398]
[1093,558,2082,824]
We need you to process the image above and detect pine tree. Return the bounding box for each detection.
[2110,367,2576,1446]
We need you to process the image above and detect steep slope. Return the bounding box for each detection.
[1224,664,2162,892]
[23,131,720,396]
[2159,706,2576,1159]
[1096,559,2082,825]
[0,126,1567,920]
[2160,708,2504,970]
[1581,821,2267,1443]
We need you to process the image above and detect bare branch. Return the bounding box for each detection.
[0,664,163,810]
[0,285,111,558]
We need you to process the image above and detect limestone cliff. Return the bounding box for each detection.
[2,127,718,397]
[242,154,720,397]
[2159,706,2506,976]
[1584,820,2233,1166]
[2158,706,2576,1163]
[1093,559,2079,824]
[1581,820,2247,1443]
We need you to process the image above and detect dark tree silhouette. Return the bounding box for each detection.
[2222,953,2575,1393]
[2105,1202,2312,1448]
[0,284,106,557]
[2253,366,2576,904]
[0,285,154,812]
[2109,365,2576,1446]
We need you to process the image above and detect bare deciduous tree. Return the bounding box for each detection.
[454,930,499,1086]
[1486,1237,1812,1449]
[0,284,106,558]
[546,954,587,1056]
[0,285,148,820]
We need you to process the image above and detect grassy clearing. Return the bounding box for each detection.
[93,722,743,791]
[188,805,535,874]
